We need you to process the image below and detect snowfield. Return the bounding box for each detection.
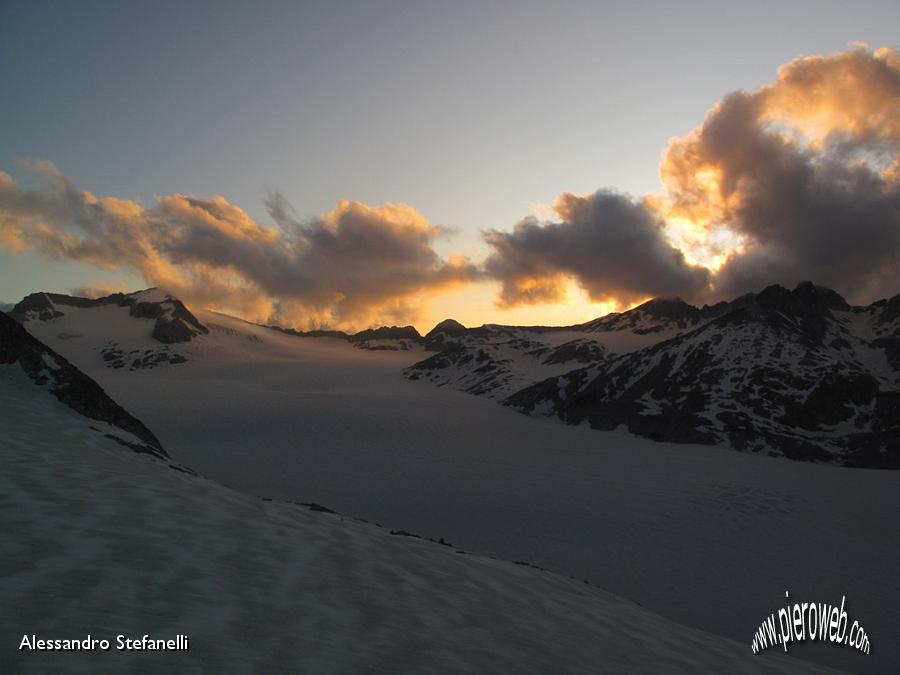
[15,298,899,674]
[0,366,842,674]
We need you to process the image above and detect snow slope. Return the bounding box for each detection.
[0,348,841,674]
[14,301,898,674]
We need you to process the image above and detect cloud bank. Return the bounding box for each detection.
[657,45,900,303]
[2,46,899,322]
[482,45,900,308]
[0,162,477,328]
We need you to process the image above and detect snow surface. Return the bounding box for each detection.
[0,366,841,674]
[19,306,899,674]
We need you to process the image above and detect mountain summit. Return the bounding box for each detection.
[10,289,208,344]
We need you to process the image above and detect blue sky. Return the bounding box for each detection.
[2,1,899,329]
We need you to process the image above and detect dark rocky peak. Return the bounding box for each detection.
[706,283,850,344]
[792,281,850,311]
[425,319,468,340]
[9,291,92,320]
[0,311,165,458]
[755,282,849,315]
[424,319,468,351]
[350,325,423,343]
[632,297,698,320]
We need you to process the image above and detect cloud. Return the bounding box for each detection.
[0,163,477,329]
[483,190,711,307]
[657,46,900,303]
[483,45,900,308]
[4,46,900,323]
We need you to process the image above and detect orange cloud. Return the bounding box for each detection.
[759,46,900,148]
[0,163,478,330]
[482,46,900,309]
[653,46,900,301]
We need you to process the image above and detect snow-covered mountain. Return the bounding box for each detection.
[404,297,730,400]
[10,288,209,343]
[406,283,900,468]
[10,284,900,468]
[9,289,209,371]
[506,283,900,467]
[2,312,841,674]
[408,323,609,399]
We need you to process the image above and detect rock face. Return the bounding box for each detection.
[350,325,423,344]
[10,289,208,345]
[100,343,188,370]
[505,283,900,468]
[0,311,166,458]
[423,319,468,351]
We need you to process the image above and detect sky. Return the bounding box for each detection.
[2,0,899,332]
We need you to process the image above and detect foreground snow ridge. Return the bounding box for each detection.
[0,375,839,674]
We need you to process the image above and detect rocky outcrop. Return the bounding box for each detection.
[424,319,468,351]
[350,325,423,343]
[101,343,188,370]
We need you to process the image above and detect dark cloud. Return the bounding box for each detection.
[659,47,900,303]
[484,46,900,309]
[483,190,712,307]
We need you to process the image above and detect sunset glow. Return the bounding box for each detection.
[2,6,899,331]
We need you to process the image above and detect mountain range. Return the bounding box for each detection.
[409,282,900,468]
[8,281,899,468]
